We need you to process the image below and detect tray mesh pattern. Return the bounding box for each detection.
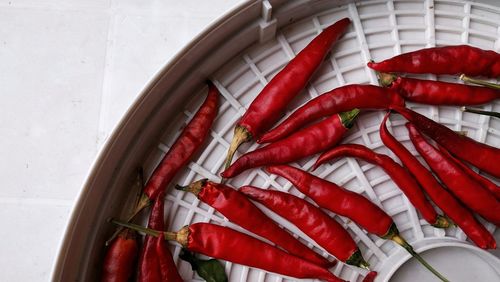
[139,1,500,281]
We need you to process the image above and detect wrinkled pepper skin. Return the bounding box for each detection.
[266,165,394,237]
[155,238,183,282]
[182,180,331,267]
[101,229,138,282]
[368,45,500,77]
[139,192,182,282]
[388,76,500,106]
[143,82,219,201]
[391,106,500,178]
[380,112,496,249]
[259,84,404,143]
[224,18,351,169]
[407,123,500,226]
[240,185,360,264]
[436,143,500,201]
[187,223,345,282]
[239,18,351,140]
[222,109,359,178]
[138,195,164,282]
[313,144,441,227]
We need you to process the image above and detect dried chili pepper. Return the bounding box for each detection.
[176,180,331,267]
[368,45,500,77]
[313,144,449,228]
[156,238,183,282]
[435,143,500,201]
[138,191,182,282]
[104,81,220,247]
[224,18,351,168]
[112,220,345,282]
[380,112,496,249]
[362,271,377,282]
[239,185,368,268]
[378,74,500,106]
[101,229,138,282]
[390,106,500,178]
[222,109,359,178]
[258,84,405,143]
[267,165,449,282]
[406,122,500,225]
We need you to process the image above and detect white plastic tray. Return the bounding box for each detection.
[53,1,500,281]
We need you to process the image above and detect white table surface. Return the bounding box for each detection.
[0,0,498,281]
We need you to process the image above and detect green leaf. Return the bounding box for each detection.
[180,249,228,282]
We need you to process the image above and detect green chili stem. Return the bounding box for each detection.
[461,106,500,119]
[392,235,449,282]
[460,74,500,90]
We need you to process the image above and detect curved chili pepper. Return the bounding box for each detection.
[267,165,393,237]
[378,74,500,106]
[390,106,500,178]
[368,45,500,77]
[406,122,500,225]
[138,191,182,282]
[176,180,331,267]
[239,185,367,268]
[266,165,449,282]
[222,109,359,178]
[258,84,405,143]
[113,221,345,282]
[313,143,449,228]
[101,229,138,282]
[224,18,351,168]
[435,143,500,201]
[380,112,496,249]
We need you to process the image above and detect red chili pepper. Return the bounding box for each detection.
[139,192,182,281]
[176,180,331,267]
[378,74,500,106]
[390,106,500,178]
[101,229,138,282]
[435,143,500,201]
[222,109,359,178]
[266,165,449,281]
[224,18,351,168]
[267,165,393,237]
[113,221,345,282]
[362,271,378,282]
[258,84,405,143]
[368,45,500,77]
[156,238,183,281]
[406,122,500,225]
[380,112,496,249]
[313,143,449,228]
[132,82,219,216]
[239,185,367,268]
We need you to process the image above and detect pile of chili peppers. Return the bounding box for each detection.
[102,16,500,282]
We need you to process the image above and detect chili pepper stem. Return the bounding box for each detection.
[105,193,152,246]
[391,235,449,282]
[339,108,360,128]
[175,179,207,196]
[432,215,453,228]
[346,249,370,270]
[110,219,190,247]
[224,126,252,170]
[376,72,397,87]
[460,106,500,119]
[460,74,500,90]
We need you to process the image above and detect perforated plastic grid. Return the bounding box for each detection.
[138,1,500,281]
